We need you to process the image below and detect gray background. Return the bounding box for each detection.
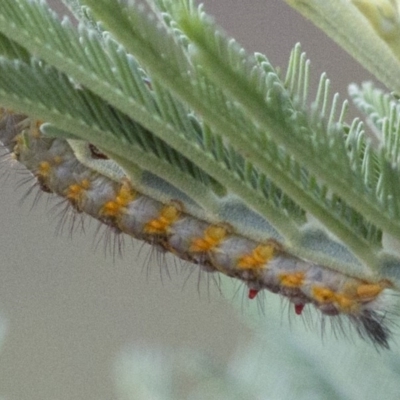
[0,1,373,399]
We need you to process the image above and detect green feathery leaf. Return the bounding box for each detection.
[77,0,400,275]
[0,0,399,279]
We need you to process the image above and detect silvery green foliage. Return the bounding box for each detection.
[0,0,399,281]
[284,0,400,93]
[0,0,400,398]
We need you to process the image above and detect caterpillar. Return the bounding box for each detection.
[0,109,395,349]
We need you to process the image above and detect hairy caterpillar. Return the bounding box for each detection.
[0,109,395,349]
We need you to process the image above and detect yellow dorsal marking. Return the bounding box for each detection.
[312,286,336,303]
[101,180,136,218]
[237,243,276,270]
[37,155,63,179]
[66,179,91,209]
[356,283,384,301]
[190,224,229,252]
[38,161,51,178]
[312,281,387,313]
[334,294,356,313]
[279,271,305,288]
[144,203,181,235]
[313,286,357,312]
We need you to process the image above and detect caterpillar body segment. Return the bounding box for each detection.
[0,110,395,348]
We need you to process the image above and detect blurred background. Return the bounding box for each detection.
[0,1,397,399]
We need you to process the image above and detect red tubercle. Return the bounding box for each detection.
[294,303,305,315]
[248,288,259,300]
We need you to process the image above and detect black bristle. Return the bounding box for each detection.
[358,310,391,349]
